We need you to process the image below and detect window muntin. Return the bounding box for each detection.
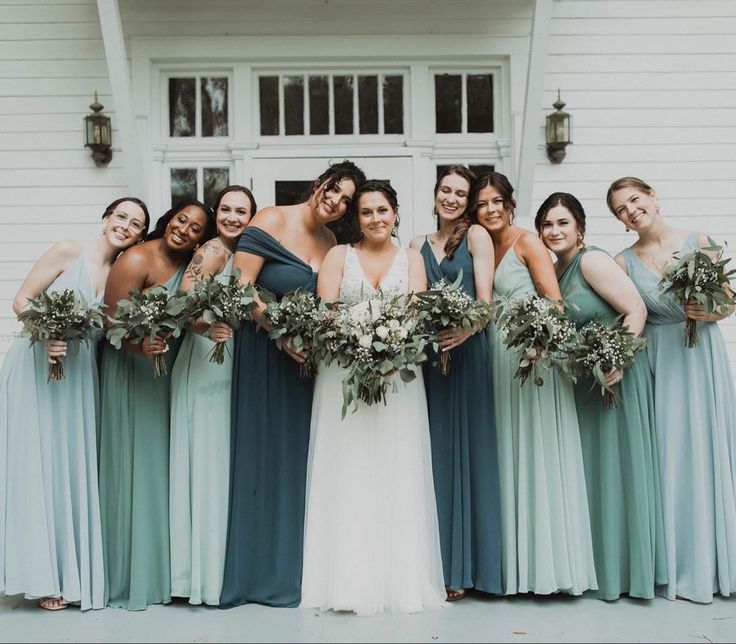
[168,74,229,138]
[434,72,494,135]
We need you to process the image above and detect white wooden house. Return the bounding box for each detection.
[1,0,735,368]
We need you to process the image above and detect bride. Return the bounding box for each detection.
[300,181,447,615]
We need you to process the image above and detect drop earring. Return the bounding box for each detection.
[625,227,630,232]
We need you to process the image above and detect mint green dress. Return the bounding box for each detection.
[169,256,233,606]
[98,265,185,610]
[559,247,667,600]
[623,231,736,603]
[489,240,597,595]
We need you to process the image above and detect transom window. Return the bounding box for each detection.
[168,74,229,138]
[434,73,494,134]
[258,72,405,137]
[170,166,230,207]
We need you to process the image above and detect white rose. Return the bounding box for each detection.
[388,319,401,330]
[349,301,370,324]
[375,325,389,339]
[397,328,409,340]
[359,334,373,349]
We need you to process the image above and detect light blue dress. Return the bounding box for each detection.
[623,231,736,603]
[169,255,233,605]
[0,254,105,610]
[489,238,597,595]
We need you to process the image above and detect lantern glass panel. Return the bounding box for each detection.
[99,118,111,146]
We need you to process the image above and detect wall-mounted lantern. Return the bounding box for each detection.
[546,90,572,164]
[84,92,112,167]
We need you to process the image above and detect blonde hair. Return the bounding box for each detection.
[606,176,654,216]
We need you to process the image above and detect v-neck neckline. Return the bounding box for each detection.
[627,233,693,281]
[351,244,401,290]
[423,235,449,268]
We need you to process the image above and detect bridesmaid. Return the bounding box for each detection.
[471,172,597,596]
[409,166,502,600]
[536,192,667,600]
[220,160,366,608]
[169,186,257,606]
[608,176,736,603]
[0,198,149,611]
[98,200,215,610]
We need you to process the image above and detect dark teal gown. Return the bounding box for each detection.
[420,236,503,593]
[220,227,317,608]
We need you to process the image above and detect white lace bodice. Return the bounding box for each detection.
[339,245,409,305]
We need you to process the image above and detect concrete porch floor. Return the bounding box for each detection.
[2,592,735,643]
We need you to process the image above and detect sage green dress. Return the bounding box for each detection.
[489,238,597,595]
[169,256,233,605]
[559,247,667,600]
[98,265,185,610]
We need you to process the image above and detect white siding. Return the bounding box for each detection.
[0,0,124,358]
[531,0,736,368]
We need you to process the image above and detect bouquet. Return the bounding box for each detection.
[18,288,105,381]
[184,268,257,364]
[106,287,189,377]
[317,292,431,418]
[260,289,328,377]
[412,270,494,374]
[659,238,736,348]
[493,294,577,386]
[572,319,647,409]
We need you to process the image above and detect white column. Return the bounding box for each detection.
[516,0,553,223]
[96,0,146,196]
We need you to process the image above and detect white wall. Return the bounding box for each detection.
[0,0,128,356]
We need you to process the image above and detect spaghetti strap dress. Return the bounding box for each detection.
[559,246,667,600]
[623,231,736,603]
[98,264,186,610]
[420,236,502,594]
[169,255,234,605]
[220,227,317,608]
[0,254,105,610]
[489,237,597,595]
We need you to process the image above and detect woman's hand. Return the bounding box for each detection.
[141,335,169,360]
[437,326,474,352]
[282,335,308,364]
[209,321,233,344]
[684,300,727,322]
[604,368,624,387]
[45,339,67,365]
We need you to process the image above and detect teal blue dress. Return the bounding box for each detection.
[420,236,502,594]
[559,247,666,600]
[623,231,736,603]
[98,265,186,610]
[220,227,317,608]
[0,254,104,610]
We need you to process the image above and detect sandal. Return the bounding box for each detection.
[39,597,69,611]
[446,587,467,602]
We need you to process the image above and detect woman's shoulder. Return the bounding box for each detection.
[47,239,84,262]
[408,233,427,251]
[247,206,288,236]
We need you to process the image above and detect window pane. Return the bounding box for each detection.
[201,77,228,137]
[259,76,279,135]
[283,75,304,136]
[170,168,197,206]
[275,180,312,206]
[203,168,230,209]
[358,75,378,134]
[467,74,493,133]
[169,78,196,137]
[333,75,354,135]
[435,74,462,134]
[309,76,329,135]
[383,75,403,135]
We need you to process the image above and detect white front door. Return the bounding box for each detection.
[251,156,418,241]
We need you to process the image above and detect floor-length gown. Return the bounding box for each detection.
[420,237,502,594]
[220,227,317,608]
[301,245,446,615]
[0,254,105,610]
[98,265,185,610]
[489,237,597,595]
[623,231,736,603]
[559,247,667,600]
[169,256,234,605]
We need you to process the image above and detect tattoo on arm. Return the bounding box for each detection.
[186,253,205,282]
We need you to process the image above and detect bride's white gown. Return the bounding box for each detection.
[300,245,447,616]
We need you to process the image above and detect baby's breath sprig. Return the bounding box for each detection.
[106,287,189,377]
[659,238,736,348]
[18,288,105,382]
[572,319,647,409]
[493,294,577,386]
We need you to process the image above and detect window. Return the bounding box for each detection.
[170,166,230,208]
[169,75,229,138]
[434,73,494,134]
[436,164,495,180]
[258,72,405,137]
